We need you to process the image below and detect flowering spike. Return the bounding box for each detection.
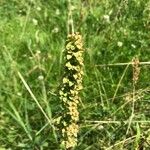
[59,32,84,149]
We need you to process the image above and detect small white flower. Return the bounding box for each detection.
[97,125,104,130]
[29,56,33,60]
[17,92,22,96]
[123,29,127,35]
[32,18,38,26]
[56,9,60,15]
[131,44,136,49]
[37,7,41,11]
[70,5,76,11]
[103,15,110,23]
[117,41,123,47]
[52,27,59,33]
[38,75,44,80]
[36,50,41,54]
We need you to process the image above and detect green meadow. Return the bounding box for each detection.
[0,0,150,149]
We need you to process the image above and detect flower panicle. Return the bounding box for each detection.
[59,32,84,149]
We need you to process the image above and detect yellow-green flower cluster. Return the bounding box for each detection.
[59,32,84,149]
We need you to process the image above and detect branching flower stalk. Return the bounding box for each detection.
[59,32,84,149]
[126,57,141,135]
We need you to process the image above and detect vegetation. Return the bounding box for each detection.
[59,32,84,149]
[0,0,150,149]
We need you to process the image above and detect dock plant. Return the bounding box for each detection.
[59,32,84,149]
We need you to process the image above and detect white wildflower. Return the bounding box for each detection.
[52,27,59,33]
[97,125,104,130]
[56,9,60,15]
[37,7,41,11]
[32,18,38,26]
[38,75,44,80]
[70,5,76,11]
[117,41,123,47]
[17,92,22,96]
[103,15,110,23]
[131,44,136,49]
